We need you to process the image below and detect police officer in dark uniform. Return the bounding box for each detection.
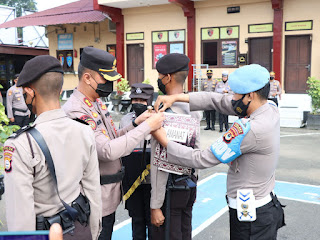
[201,70,217,130]
[120,83,154,240]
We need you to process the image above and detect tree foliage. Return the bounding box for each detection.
[0,0,37,17]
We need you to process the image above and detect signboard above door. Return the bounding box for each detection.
[285,20,313,31]
[126,32,144,41]
[248,23,273,33]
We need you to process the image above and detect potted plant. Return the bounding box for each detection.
[110,78,131,113]
[306,77,320,129]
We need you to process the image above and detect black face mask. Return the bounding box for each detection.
[231,95,251,117]
[23,91,35,113]
[132,103,147,117]
[270,77,274,80]
[95,81,113,97]
[208,75,212,79]
[157,75,168,95]
[90,74,113,97]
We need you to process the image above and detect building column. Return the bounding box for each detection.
[169,0,195,92]
[272,0,283,83]
[93,0,124,78]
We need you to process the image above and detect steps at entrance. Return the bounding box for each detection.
[229,94,311,128]
[279,94,311,128]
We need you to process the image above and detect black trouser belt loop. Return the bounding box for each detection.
[100,166,125,185]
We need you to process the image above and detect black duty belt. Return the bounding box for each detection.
[100,166,125,185]
[12,107,28,113]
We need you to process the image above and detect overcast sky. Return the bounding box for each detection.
[36,0,79,11]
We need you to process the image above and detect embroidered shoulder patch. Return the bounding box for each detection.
[210,119,251,164]
[3,146,15,152]
[79,115,97,130]
[83,98,93,108]
[4,146,14,173]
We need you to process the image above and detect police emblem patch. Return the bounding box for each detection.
[3,146,15,153]
[8,91,12,96]
[83,98,93,108]
[223,122,244,144]
[136,88,142,94]
[92,112,98,118]
[79,115,97,130]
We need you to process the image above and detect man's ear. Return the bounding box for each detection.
[83,72,91,85]
[24,86,35,97]
[167,74,172,84]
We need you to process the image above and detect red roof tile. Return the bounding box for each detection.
[0,0,108,28]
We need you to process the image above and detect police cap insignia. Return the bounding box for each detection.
[130,83,154,105]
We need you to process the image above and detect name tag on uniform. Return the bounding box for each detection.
[165,126,188,143]
[237,189,256,222]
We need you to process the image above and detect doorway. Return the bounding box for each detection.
[127,44,144,85]
[285,35,311,93]
[248,37,273,71]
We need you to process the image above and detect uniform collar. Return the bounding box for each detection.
[249,102,269,120]
[34,109,67,125]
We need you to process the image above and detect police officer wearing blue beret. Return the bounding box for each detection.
[152,64,285,240]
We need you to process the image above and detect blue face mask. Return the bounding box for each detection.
[231,95,251,117]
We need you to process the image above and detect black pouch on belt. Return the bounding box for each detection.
[72,193,90,225]
[59,210,75,233]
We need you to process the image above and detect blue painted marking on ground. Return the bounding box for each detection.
[275,181,320,204]
[112,173,320,239]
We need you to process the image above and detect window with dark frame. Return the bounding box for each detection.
[201,26,239,68]
[152,29,186,69]
[56,50,74,72]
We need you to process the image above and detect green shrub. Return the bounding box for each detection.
[307,77,320,115]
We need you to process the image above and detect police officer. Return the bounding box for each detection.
[215,71,233,132]
[151,53,201,240]
[268,71,281,106]
[201,69,216,130]
[4,55,102,240]
[153,64,285,240]
[6,74,30,127]
[62,47,164,240]
[120,83,154,240]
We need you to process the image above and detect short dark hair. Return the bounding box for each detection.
[255,82,270,100]
[31,72,64,100]
[78,63,87,80]
[172,70,188,85]
[14,74,19,79]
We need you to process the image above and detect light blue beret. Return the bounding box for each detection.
[228,64,270,94]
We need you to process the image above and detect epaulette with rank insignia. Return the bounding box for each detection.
[8,124,34,139]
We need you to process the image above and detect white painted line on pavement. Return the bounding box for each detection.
[113,218,131,231]
[192,206,228,238]
[276,180,320,188]
[280,133,320,138]
[277,196,320,205]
